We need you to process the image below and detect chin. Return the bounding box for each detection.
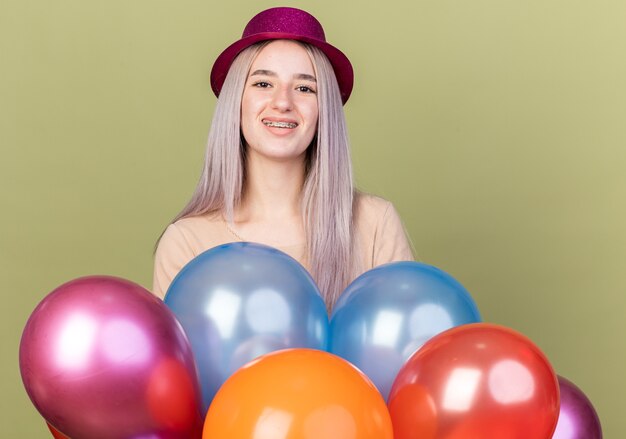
[250,146,309,163]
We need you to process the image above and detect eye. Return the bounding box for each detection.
[252,81,272,88]
[296,85,316,94]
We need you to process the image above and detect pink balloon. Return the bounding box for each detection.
[20,276,203,439]
[552,376,602,439]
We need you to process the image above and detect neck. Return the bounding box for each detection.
[236,150,307,222]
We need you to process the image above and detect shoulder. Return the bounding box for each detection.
[157,211,225,255]
[169,211,223,240]
[153,211,227,299]
[171,211,222,234]
[354,192,396,227]
[353,191,414,270]
[354,192,394,217]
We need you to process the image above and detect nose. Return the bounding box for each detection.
[270,86,293,112]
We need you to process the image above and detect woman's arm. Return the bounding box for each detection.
[372,200,415,266]
[152,223,196,299]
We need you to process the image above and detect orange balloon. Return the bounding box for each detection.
[203,348,392,439]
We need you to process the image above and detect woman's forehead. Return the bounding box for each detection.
[249,40,315,76]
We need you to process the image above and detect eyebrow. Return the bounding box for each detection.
[249,69,317,82]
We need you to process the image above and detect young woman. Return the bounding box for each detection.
[153,7,413,310]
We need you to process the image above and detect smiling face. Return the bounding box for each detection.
[240,40,319,164]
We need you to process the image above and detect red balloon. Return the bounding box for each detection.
[146,357,203,436]
[47,423,70,439]
[388,323,559,439]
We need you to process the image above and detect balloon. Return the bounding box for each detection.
[47,423,70,439]
[330,261,481,400]
[164,242,328,410]
[203,348,393,439]
[552,375,602,439]
[20,276,203,439]
[388,323,559,439]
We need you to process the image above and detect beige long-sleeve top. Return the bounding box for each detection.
[152,193,414,299]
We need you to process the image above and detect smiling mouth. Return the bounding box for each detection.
[262,120,298,129]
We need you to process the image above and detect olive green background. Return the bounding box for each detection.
[2,0,624,436]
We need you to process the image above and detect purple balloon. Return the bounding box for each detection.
[552,375,602,439]
[20,276,204,439]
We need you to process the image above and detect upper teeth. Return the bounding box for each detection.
[263,120,297,128]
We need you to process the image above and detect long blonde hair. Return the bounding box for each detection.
[166,41,357,308]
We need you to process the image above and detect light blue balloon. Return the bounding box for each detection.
[330,261,481,401]
[164,242,328,411]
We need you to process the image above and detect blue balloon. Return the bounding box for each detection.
[164,242,328,411]
[329,261,481,401]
